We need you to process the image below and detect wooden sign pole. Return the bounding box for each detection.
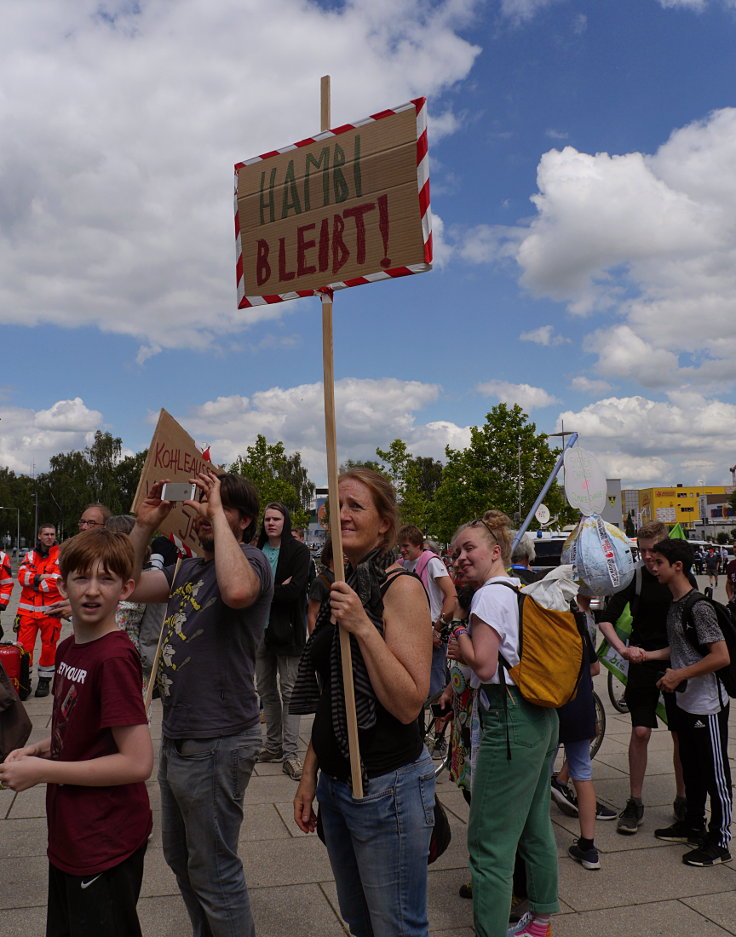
[320,74,363,798]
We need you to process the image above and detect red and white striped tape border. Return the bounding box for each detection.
[169,532,194,558]
[234,97,431,309]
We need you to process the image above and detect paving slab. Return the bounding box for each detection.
[4,611,736,937]
[556,898,735,936]
[0,816,48,858]
[558,842,736,912]
[683,891,736,936]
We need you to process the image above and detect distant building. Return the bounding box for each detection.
[692,490,736,540]
[603,479,622,529]
[637,485,729,529]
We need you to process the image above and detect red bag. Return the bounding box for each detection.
[0,643,31,701]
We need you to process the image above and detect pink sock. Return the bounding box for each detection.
[524,917,550,937]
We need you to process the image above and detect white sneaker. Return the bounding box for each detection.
[283,757,303,780]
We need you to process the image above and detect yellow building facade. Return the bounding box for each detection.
[638,485,729,526]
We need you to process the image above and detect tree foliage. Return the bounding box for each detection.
[375,440,440,531]
[230,434,313,530]
[429,404,572,542]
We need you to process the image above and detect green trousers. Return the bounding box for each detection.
[469,685,559,937]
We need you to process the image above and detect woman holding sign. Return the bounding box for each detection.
[291,468,434,937]
[450,511,559,937]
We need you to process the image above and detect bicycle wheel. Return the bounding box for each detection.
[589,691,606,760]
[421,695,451,778]
[607,669,629,714]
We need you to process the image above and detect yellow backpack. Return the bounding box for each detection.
[492,581,585,709]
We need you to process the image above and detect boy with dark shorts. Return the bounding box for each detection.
[0,528,153,936]
[599,522,694,834]
[633,539,732,866]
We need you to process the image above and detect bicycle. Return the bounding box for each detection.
[589,690,606,759]
[607,669,629,714]
[421,691,452,778]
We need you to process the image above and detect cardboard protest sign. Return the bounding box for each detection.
[234,98,432,307]
[131,409,211,557]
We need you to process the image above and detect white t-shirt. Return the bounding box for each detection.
[405,554,449,621]
[469,576,521,687]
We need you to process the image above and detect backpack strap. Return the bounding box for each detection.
[380,567,420,598]
[629,564,644,617]
[413,551,434,590]
[482,580,522,761]
[681,590,706,651]
[681,590,726,707]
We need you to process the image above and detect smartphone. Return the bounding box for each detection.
[161,482,197,502]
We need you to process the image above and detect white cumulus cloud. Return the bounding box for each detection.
[519,324,569,346]
[570,376,612,395]
[476,381,559,410]
[557,393,736,486]
[0,398,103,474]
[501,108,736,391]
[0,0,480,360]
[178,377,469,482]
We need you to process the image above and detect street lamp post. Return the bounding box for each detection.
[0,506,21,557]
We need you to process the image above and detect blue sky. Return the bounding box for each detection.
[3,0,736,488]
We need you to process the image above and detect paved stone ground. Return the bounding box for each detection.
[1,573,735,936]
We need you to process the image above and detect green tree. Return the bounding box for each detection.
[412,456,443,501]
[375,440,438,531]
[43,450,92,539]
[118,450,149,512]
[42,432,147,537]
[429,404,571,542]
[0,467,35,551]
[339,458,383,474]
[230,435,312,529]
[85,430,124,507]
[717,531,729,545]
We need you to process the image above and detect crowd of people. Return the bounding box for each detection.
[0,477,732,937]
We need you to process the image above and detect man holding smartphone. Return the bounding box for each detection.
[129,471,273,937]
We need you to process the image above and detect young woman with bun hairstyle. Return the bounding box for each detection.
[451,511,559,937]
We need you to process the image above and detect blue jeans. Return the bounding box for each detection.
[159,725,261,937]
[317,751,435,937]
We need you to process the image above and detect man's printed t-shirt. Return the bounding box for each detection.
[667,593,725,716]
[47,631,152,875]
[161,544,273,740]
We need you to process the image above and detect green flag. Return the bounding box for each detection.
[669,522,687,540]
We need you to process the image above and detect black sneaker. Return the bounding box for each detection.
[654,821,705,846]
[550,776,578,816]
[596,801,618,821]
[568,838,601,870]
[617,798,644,835]
[683,842,732,866]
[34,677,51,698]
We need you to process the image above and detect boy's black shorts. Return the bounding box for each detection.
[46,841,146,937]
[624,659,680,731]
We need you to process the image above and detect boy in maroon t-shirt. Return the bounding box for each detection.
[0,528,153,937]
